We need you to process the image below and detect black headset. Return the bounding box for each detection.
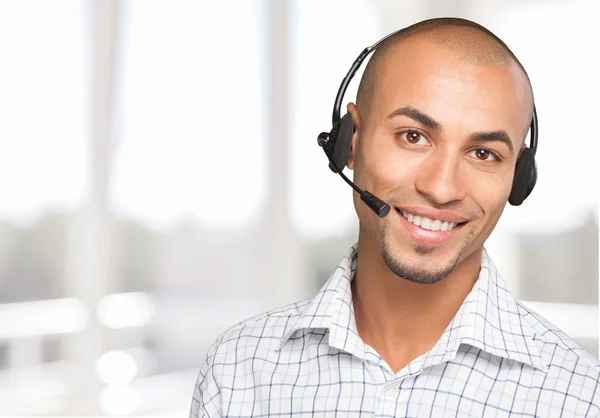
[317,23,538,218]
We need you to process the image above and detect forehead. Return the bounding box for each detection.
[370,38,531,141]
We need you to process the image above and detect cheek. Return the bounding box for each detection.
[352,189,385,243]
[471,169,513,207]
[355,136,420,191]
[469,174,512,229]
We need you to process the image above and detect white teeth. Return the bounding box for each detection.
[421,218,432,229]
[401,211,459,232]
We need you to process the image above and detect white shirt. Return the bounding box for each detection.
[190,244,600,417]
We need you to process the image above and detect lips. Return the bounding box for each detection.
[394,207,468,246]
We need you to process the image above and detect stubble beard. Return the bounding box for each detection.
[379,222,467,285]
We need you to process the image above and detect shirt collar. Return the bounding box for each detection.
[277,245,368,357]
[424,248,548,372]
[277,243,548,372]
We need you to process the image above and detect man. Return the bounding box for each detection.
[190,18,600,417]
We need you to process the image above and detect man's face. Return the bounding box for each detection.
[348,38,532,284]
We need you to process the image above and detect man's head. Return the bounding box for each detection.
[346,18,534,284]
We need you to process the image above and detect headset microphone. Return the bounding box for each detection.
[317,131,390,218]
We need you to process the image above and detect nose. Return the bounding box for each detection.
[414,149,466,205]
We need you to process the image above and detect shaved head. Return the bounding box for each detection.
[356,18,534,140]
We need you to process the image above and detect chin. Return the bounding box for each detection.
[380,227,465,284]
[383,247,460,284]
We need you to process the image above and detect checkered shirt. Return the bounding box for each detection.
[190,244,600,417]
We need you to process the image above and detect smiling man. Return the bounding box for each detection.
[190,18,600,417]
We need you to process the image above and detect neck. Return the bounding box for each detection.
[352,227,482,374]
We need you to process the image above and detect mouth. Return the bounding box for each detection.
[394,207,468,245]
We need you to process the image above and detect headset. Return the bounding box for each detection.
[317,21,538,218]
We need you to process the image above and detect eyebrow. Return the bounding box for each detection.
[469,131,514,155]
[387,106,515,155]
[386,106,441,130]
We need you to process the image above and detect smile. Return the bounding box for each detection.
[394,208,468,245]
[400,210,457,231]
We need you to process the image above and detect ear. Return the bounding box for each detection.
[346,102,361,170]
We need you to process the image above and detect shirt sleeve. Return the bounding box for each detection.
[189,339,223,418]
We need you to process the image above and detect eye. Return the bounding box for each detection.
[400,130,428,146]
[470,148,499,162]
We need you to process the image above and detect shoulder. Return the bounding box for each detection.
[196,297,312,379]
[215,297,312,353]
[518,301,600,369]
[517,301,600,405]
[189,298,312,417]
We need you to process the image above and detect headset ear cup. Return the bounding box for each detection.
[330,113,354,172]
[509,147,537,206]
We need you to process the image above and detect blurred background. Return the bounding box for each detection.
[0,0,598,416]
